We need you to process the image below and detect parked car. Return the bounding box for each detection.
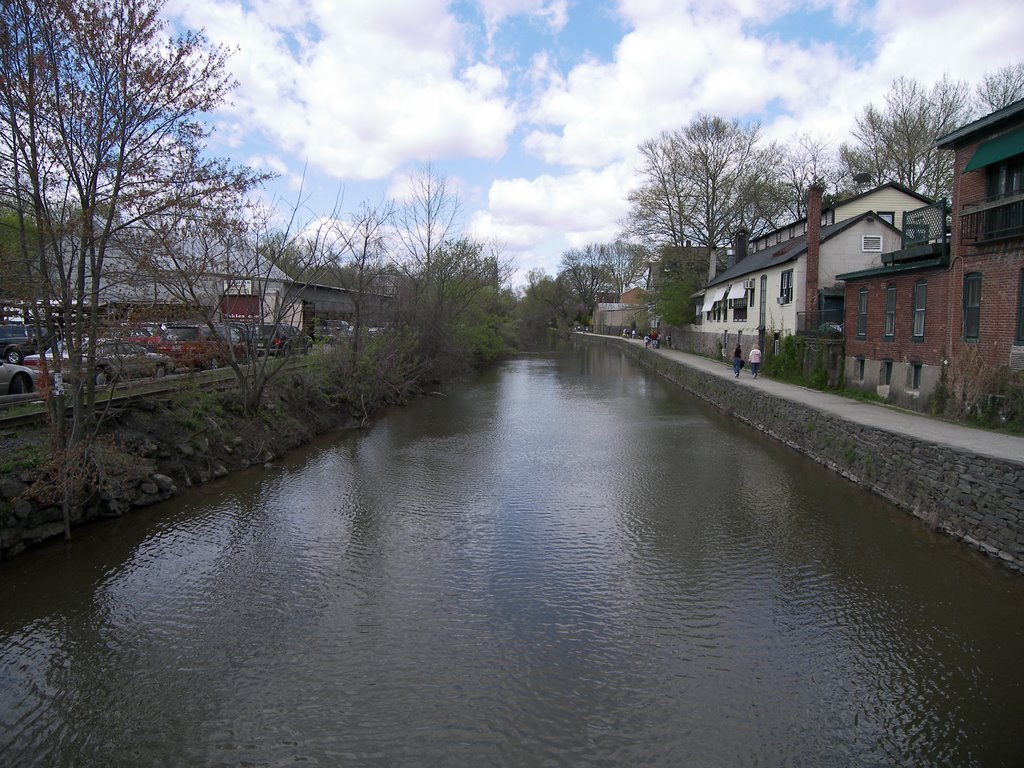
[155,323,246,370]
[311,319,353,345]
[0,360,37,395]
[0,324,42,364]
[93,341,175,384]
[119,323,164,349]
[256,324,310,356]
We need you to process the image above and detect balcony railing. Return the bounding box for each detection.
[901,200,948,248]
[960,197,1024,242]
[797,309,845,336]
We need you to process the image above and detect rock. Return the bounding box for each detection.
[0,527,23,549]
[151,474,175,492]
[26,506,63,528]
[0,478,28,499]
[11,499,32,522]
[211,464,228,479]
[132,493,162,507]
[22,521,65,544]
[176,443,195,457]
[139,481,159,496]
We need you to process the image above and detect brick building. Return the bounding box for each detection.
[838,98,1024,413]
[837,208,951,410]
[936,98,1024,372]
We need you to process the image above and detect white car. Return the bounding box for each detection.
[0,360,37,395]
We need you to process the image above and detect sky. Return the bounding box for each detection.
[163,0,1024,286]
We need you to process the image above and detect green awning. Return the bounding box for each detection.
[963,126,1024,173]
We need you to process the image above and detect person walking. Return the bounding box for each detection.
[748,344,762,378]
[732,343,743,377]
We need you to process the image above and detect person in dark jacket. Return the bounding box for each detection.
[732,344,743,377]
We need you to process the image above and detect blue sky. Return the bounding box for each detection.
[164,0,1024,285]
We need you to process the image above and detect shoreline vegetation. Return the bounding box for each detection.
[0,344,431,561]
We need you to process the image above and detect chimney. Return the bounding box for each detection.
[734,228,749,263]
[805,184,823,314]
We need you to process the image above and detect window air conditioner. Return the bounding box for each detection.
[776,296,786,305]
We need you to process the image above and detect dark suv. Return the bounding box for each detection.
[0,324,40,364]
[155,323,247,370]
[257,324,309,356]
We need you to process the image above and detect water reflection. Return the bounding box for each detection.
[2,346,1023,767]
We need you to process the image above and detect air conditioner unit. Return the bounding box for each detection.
[776,296,786,305]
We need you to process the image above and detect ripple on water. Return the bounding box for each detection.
[2,353,1024,766]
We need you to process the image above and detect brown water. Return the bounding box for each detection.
[2,344,1023,767]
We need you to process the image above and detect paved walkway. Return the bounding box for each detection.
[599,334,1024,465]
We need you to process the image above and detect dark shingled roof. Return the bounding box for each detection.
[702,211,901,293]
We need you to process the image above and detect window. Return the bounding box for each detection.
[963,272,982,341]
[759,274,767,329]
[856,288,868,338]
[911,362,922,390]
[1017,269,1024,344]
[883,285,896,339]
[855,356,865,381]
[877,211,895,225]
[986,155,1024,200]
[780,270,793,304]
[882,360,893,386]
[862,235,883,252]
[913,281,927,340]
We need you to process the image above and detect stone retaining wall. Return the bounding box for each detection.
[578,334,1024,575]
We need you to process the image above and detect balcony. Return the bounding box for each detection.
[960,195,1024,242]
[797,309,845,337]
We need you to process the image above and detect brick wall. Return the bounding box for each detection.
[843,269,951,366]
[949,137,1024,368]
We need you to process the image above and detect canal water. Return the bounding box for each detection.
[2,344,1023,766]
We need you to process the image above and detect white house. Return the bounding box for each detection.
[690,184,916,355]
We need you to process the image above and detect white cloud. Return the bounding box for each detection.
[165,0,1024,280]
[474,163,635,253]
[169,0,517,181]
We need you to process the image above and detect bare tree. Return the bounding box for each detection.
[776,133,851,220]
[840,75,973,201]
[600,240,649,296]
[626,115,779,282]
[976,61,1024,112]
[558,244,612,317]
[395,163,461,286]
[392,164,514,373]
[332,198,396,367]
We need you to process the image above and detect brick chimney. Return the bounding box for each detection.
[804,184,823,314]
